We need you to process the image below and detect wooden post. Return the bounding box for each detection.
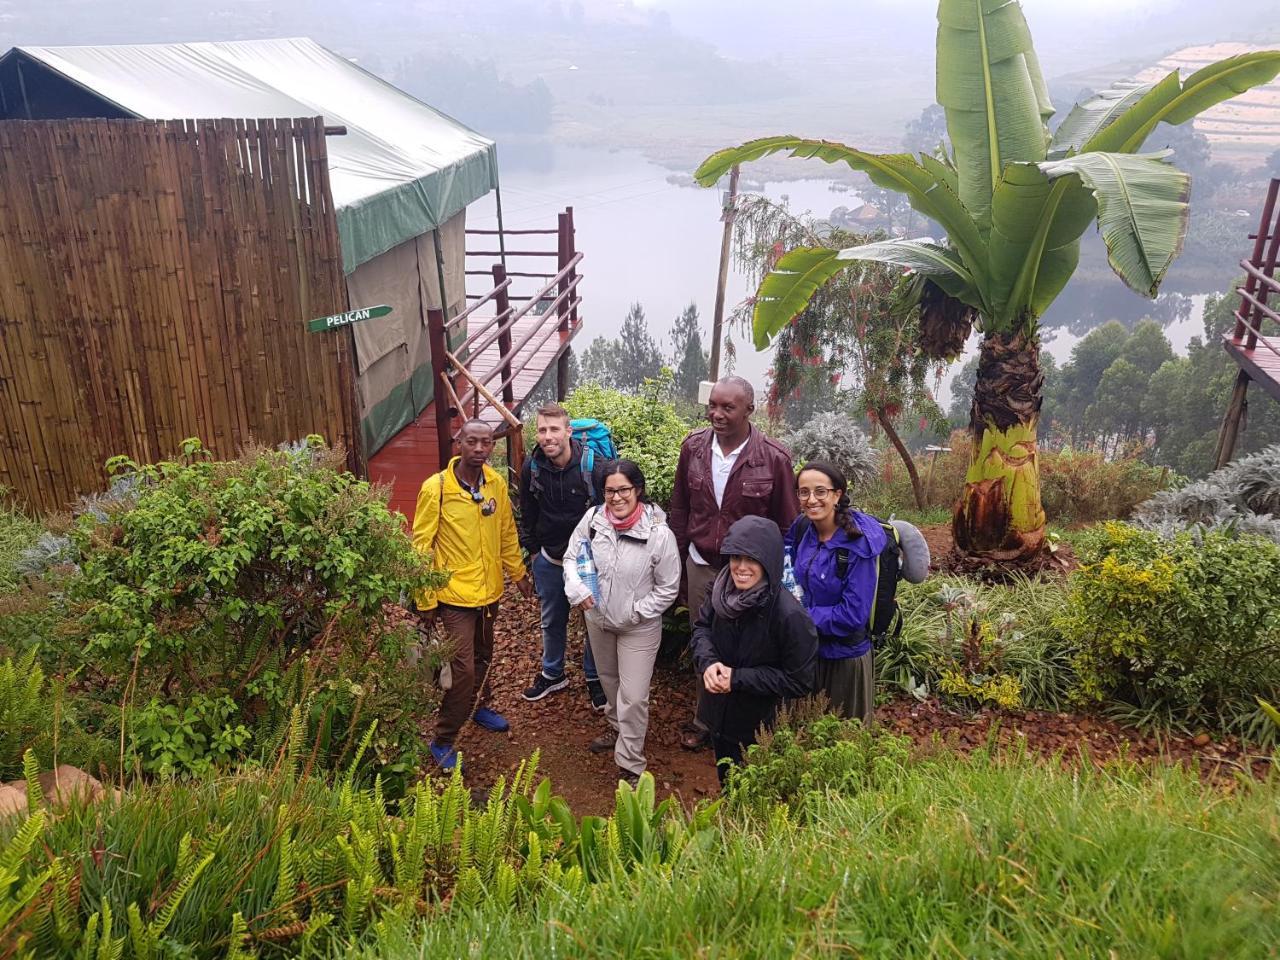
[494,263,515,408]
[556,210,571,400]
[1214,369,1251,469]
[427,307,454,469]
[565,206,579,330]
[1236,179,1279,341]
[708,164,739,381]
[493,261,519,475]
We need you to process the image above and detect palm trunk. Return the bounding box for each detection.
[878,410,927,510]
[953,329,1046,562]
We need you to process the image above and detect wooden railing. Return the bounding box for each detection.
[1230,178,1280,352]
[424,207,582,472]
[1215,178,1280,468]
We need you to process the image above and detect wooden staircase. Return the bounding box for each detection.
[368,208,583,520]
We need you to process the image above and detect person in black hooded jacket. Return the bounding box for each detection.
[690,515,818,782]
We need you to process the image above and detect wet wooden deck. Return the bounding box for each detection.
[1224,334,1280,404]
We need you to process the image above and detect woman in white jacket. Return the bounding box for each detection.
[563,460,681,784]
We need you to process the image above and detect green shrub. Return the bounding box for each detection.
[1059,521,1280,743]
[31,438,446,786]
[1039,449,1172,524]
[724,698,912,816]
[562,373,692,506]
[1,740,715,957]
[877,575,1077,712]
[0,651,113,780]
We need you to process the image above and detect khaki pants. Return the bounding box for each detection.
[431,602,498,746]
[588,617,663,776]
[686,560,718,733]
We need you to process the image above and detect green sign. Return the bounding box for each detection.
[308,304,392,333]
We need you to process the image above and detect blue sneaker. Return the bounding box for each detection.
[473,707,510,732]
[429,741,459,770]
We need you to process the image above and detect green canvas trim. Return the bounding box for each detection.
[338,145,498,274]
[361,360,434,456]
[360,326,471,457]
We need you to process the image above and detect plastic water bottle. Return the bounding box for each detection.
[782,547,803,602]
[577,539,601,604]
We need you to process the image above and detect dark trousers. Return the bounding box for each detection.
[431,602,499,746]
[686,560,719,732]
[533,551,597,682]
[816,650,875,726]
[712,735,745,786]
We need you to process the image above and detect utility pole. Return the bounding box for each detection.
[707,164,739,382]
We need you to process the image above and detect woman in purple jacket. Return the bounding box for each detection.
[784,461,886,725]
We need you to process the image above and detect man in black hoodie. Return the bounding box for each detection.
[518,403,607,709]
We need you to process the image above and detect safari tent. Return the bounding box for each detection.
[0,37,498,456]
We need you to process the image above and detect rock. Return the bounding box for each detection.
[1192,733,1212,748]
[37,765,104,808]
[0,784,28,819]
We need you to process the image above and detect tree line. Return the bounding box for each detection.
[948,282,1280,479]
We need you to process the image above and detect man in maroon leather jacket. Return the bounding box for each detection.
[668,376,799,750]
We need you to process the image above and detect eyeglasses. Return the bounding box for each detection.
[797,486,834,501]
[603,486,635,499]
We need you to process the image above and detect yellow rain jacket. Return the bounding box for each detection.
[412,458,527,610]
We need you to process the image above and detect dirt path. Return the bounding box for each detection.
[451,592,720,816]
[444,584,1271,815]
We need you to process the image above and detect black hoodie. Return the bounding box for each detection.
[690,515,818,744]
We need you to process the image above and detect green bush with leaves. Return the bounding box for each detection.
[0,652,113,780]
[877,575,1077,712]
[563,372,693,506]
[1058,521,1280,743]
[724,698,912,817]
[1039,450,1172,524]
[30,438,446,784]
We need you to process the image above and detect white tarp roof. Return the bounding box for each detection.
[12,38,498,271]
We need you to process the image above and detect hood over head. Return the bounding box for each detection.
[720,515,784,595]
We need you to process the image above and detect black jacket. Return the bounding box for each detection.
[517,440,605,561]
[690,515,818,745]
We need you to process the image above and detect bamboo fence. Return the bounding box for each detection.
[0,116,357,512]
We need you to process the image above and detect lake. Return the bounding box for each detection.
[468,142,1219,404]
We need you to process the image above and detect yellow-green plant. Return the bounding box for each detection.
[1059,522,1280,742]
[695,1,1280,564]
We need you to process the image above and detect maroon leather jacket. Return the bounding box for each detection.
[668,426,799,568]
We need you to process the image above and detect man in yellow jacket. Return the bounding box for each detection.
[413,419,531,770]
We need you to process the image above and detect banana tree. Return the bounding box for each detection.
[694,0,1280,563]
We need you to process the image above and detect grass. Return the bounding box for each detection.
[363,746,1280,959]
[0,495,39,592]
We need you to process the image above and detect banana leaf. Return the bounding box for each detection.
[988,163,1097,324]
[750,240,980,349]
[1082,52,1280,155]
[1040,150,1190,298]
[936,0,1052,232]
[1048,82,1155,159]
[694,137,988,288]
